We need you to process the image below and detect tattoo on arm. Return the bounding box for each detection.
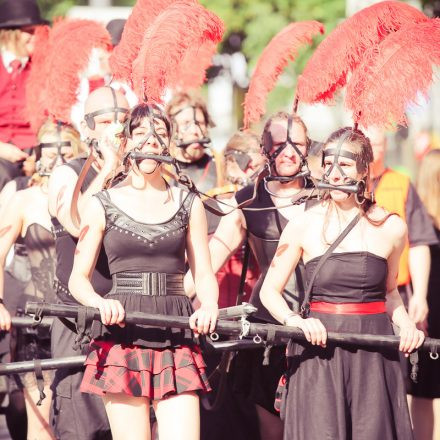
[0,225,12,238]
[271,243,289,268]
[74,225,90,255]
[56,185,67,217]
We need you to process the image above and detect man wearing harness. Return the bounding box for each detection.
[47,86,129,440]
[185,111,312,440]
[166,92,221,193]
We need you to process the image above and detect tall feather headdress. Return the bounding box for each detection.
[297,1,428,104]
[44,19,112,123]
[346,18,440,128]
[109,0,179,85]
[242,21,324,129]
[131,1,225,103]
[25,19,112,131]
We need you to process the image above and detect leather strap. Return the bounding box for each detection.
[300,214,361,318]
[70,152,97,229]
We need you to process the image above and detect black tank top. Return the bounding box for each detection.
[175,154,217,193]
[235,182,306,322]
[305,252,388,303]
[90,189,197,348]
[51,157,112,297]
[94,189,196,275]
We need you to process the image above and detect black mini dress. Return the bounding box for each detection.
[281,252,413,440]
[81,189,210,400]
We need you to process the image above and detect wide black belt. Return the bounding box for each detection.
[111,272,184,296]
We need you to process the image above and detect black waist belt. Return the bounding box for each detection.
[112,272,184,296]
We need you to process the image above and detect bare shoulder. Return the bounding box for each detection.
[369,205,407,239]
[50,163,77,184]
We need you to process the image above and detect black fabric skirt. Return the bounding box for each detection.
[281,312,413,440]
[90,292,195,348]
[231,345,286,416]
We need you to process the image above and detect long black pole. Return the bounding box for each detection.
[25,302,440,353]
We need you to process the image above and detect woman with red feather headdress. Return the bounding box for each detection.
[67,2,224,439]
[259,2,440,439]
[180,19,324,440]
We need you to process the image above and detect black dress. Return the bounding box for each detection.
[231,182,305,416]
[408,226,440,398]
[282,252,413,440]
[81,189,210,399]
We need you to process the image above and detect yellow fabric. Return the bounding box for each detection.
[374,169,410,286]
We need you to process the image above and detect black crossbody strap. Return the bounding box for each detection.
[300,214,361,318]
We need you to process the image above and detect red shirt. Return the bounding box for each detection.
[0,57,36,150]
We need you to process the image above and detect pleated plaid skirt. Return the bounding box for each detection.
[80,339,211,400]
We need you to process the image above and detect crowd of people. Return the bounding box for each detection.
[0,0,438,440]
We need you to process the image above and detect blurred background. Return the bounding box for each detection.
[37,0,440,178]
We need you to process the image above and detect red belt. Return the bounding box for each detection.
[310,301,386,315]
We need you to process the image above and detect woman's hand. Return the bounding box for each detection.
[399,323,425,357]
[0,304,11,331]
[93,297,125,327]
[285,314,327,347]
[189,301,218,337]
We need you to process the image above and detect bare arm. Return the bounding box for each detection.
[408,245,430,324]
[0,180,18,218]
[48,159,115,238]
[384,218,424,354]
[0,193,25,330]
[68,196,124,326]
[260,220,302,323]
[186,196,219,334]
[183,198,246,296]
[260,217,328,347]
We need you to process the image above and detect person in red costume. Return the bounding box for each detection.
[0,0,48,190]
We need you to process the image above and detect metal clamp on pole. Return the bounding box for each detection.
[217,303,257,320]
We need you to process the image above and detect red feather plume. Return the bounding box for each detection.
[25,25,51,132]
[132,1,225,103]
[243,21,324,129]
[297,1,428,104]
[346,18,440,128]
[110,0,185,84]
[45,19,111,123]
[174,40,219,91]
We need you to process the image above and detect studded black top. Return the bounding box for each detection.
[95,189,196,275]
[90,188,197,347]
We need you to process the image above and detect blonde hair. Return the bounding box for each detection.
[29,120,83,187]
[417,149,440,229]
[0,29,28,57]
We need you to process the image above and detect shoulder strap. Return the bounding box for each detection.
[300,214,361,318]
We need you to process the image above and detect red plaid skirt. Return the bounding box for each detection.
[80,340,211,400]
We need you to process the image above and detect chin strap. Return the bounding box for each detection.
[36,121,72,176]
[171,105,211,149]
[318,130,373,203]
[262,115,310,183]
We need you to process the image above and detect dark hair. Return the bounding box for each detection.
[322,127,391,234]
[166,92,214,128]
[325,127,373,174]
[125,103,172,138]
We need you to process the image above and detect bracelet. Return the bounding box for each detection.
[282,311,298,326]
